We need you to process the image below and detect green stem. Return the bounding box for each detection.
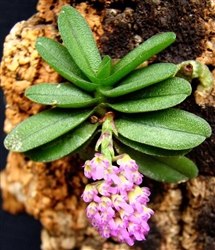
[95,112,116,163]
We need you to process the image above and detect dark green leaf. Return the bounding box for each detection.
[109,77,191,112]
[25,83,99,108]
[115,142,198,183]
[96,55,112,80]
[137,153,198,183]
[25,121,99,162]
[100,63,178,97]
[103,32,176,86]
[35,37,97,92]
[58,6,101,81]
[116,134,191,156]
[115,108,212,150]
[4,108,93,152]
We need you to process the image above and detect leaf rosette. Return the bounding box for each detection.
[4,6,212,183]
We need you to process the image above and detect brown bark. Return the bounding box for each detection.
[0,0,215,249]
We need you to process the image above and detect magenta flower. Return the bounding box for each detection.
[81,153,154,246]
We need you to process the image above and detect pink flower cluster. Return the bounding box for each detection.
[81,153,154,246]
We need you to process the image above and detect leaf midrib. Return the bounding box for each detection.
[64,12,97,77]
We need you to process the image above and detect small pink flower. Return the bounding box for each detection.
[83,160,93,179]
[117,154,138,172]
[86,202,97,218]
[112,194,134,214]
[81,183,99,203]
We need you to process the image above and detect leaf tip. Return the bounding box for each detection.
[36,41,42,46]
[4,132,23,152]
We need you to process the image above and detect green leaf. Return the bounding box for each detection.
[116,134,191,157]
[96,55,112,80]
[58,6,102,81]
[109,77,191,112]
[138,154,199,183]
[103,32,176,86]
[4,108,93,152]
[25,83,99,108]
[25,121,99,162]
[35,37,97,92]
[138,153,199,183]
[99,63,178,97]
[115,108,212,150]
[115,142,198,183]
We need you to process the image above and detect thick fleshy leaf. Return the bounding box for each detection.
[4,108,93,152]
[58,6,102,81]
[115,142,198,183]
[116,134,191,157]
[138,154,198,183]
[99,63,178,97]
[109,77,191,112]
[25,121,99,162]
[115,108,212,150]
[102,32,176,86]
[25,83,99,108]
[96,55,112,80]
[35,37,97,92]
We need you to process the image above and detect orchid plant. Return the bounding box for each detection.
[4,6,212,245]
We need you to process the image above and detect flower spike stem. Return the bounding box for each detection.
[95,112,117,162]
